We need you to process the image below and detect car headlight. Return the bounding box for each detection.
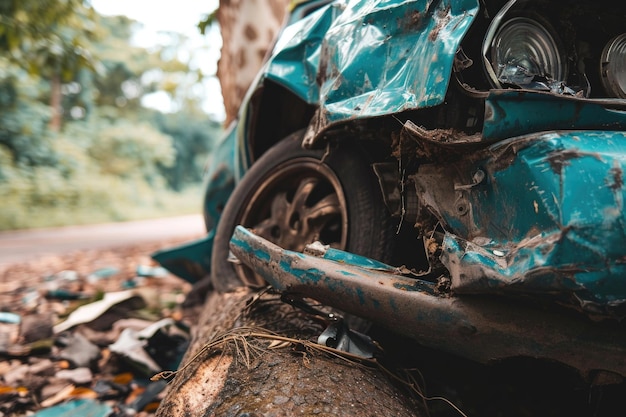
[600,34,626,99]
[487,16,566,88]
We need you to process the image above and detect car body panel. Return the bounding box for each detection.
[483,91,626,142]
[261,0,479,140]
[440,129,626,316]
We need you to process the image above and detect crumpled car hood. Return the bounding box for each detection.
[264,0,479,130]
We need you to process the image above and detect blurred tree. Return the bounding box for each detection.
[0,0,99,131]
[90,15,162,113]
[0,3,224,230]
[210,0,289,125]
[152,112,222,191]
[0,60,53,171]
[87,120,175,184]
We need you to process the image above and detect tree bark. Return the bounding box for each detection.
[155,288,426,416]
[216,0,289,125]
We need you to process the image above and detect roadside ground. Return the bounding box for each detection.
[0,219,204,416]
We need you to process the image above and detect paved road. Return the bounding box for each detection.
[0,214,206,267]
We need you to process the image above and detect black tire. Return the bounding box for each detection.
[211,130,396,292]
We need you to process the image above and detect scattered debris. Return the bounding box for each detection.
[0,239,193,416]
[33,398,112,417]
[317,319,377,358]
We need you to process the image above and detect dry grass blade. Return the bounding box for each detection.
[267,340,291,349]
[151,325,467,415]
[151,290,468,417]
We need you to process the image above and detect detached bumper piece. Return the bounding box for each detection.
[230,225,626,379]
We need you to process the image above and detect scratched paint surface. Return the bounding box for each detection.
[438,130,626,315]
[264,0,479,124]
[229,225,626,376]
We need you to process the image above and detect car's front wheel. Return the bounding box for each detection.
[211,130,396,292]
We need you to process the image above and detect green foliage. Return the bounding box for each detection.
[0,59,54,170]
[0,114,200,230]
[90,15,159,111]
[0,2,223,231]
[0,0,98,79]
[151,112,221,190]
[88,121,175,180]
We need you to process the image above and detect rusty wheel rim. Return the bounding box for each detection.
[236,158,348,285]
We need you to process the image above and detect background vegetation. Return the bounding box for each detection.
[0,0,222,230]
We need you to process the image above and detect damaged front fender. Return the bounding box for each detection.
[261,0,479,143]
[431,130,626,316]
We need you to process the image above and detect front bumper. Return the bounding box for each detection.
[230,225,626,379]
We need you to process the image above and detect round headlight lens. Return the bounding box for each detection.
[490,17,565,87]
[600,34,626,99]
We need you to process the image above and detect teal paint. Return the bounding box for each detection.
[261,0,479,130]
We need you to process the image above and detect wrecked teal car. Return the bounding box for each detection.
[155,0,626,379]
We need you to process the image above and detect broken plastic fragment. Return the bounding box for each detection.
[32,398,112,417]
[87,267,120,282]
[136,264,169,277]
[56,333,101,368]
[0,312,21,324]
[0,312,20,353]
[109,328,162,374]
[56,368,93,385]
[109,318,189,375]
[53,290,145,333]
[317,319,377,358]
[303,241,329,256]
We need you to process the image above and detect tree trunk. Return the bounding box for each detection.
[155,288,426,416]
[216,0,289,125]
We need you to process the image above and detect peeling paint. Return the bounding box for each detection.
[264,0,479,143]
[230,226,626,379]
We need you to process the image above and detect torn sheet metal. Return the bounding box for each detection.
[229,226,626,379]
[262,0,479,140]
[152,234,214,284]
[425,130,626,317]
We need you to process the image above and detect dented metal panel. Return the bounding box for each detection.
[263,0,479,126]
[230,226,626,378]
[413,130,626,316]
[483,91,626,142]
[265,1,341,104]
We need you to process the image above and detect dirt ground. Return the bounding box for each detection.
[0,236,195,291]
[0,237,198,416]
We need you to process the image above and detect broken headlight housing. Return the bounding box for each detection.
[481,0,571,94]
[488,16,566,89]
[600,33,626,99]
[466,0,626,99]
